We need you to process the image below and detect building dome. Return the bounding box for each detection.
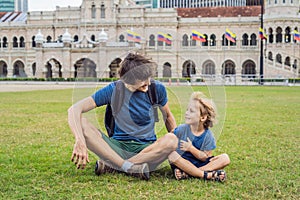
[62,29,72,43]
[98,28,108,42]
[35,29,44,44]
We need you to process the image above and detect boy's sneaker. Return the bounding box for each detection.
[95,160,117,176]
[127,163,150,181]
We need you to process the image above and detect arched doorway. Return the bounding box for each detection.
[45,59,62,78]
[109,58,122,78]
[13,60,27,77]
[74,58,96,78]
[222,60,236,76]
[32,63,36,77]
[0,61,8,77]
[163,62,172,77]
[202,60,216,76]
[182,60,196,78]
[242,60,256,78]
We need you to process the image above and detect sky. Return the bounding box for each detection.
[28,0,83,11]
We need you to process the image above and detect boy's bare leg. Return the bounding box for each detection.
[199,154,230,171]
[169,152,228,180]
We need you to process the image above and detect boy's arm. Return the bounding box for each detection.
[180,138,212,162]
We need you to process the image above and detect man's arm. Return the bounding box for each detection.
[68,96,97,169]
[160,102,176,133]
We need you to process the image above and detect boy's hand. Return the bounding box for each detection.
[180,137,193,152]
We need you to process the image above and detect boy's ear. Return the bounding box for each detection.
[200,115,207,122]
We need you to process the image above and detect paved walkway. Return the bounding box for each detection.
[0,81,107,92]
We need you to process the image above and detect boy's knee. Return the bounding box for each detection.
[222,153,230,166]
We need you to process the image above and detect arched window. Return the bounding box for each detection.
[2,37,8,48]
[182,34,188,46]
[13,37,18,48]
[157,35,163,47]
[101,4,105,19]
[222,34,228,46]
[32,36,36,47]
[284,57,291,66]
[91,4,96,19]
[74,35,79,42]
[202,34,208,46]
[285,27,291,43]
[268,28,274,43]
[119,34,125,42]
[20,36,25,48]
[276,54,282,64]
[292,59,297,69]
[91,35,95,41]
[46,36,52,43]
[276,27,282,43]
[149,35,155,46]
[268,52,273,61]
[190,35,196,46]
[250,34,257,46]
[210,34,216,46]
[242,34,249,46]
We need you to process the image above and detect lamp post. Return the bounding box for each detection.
[259,0,264,85]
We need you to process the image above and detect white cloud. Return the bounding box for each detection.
[28,0,82,11]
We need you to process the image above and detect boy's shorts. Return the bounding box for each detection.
[101,132,153,160]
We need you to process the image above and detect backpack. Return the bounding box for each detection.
[104,79,159,137]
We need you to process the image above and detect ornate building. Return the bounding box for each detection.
[0,0,299,81]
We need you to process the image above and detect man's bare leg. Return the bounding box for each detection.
[128,133,178,166]
[81,118,124,167]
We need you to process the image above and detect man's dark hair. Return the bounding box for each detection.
[119,52,155,85]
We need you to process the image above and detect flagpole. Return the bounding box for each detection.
[259,0,264,85]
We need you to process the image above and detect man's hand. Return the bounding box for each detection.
[180,137,193,152]
[71,141,90,169]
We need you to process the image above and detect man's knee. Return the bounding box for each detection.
[81,117,102,138]
[162,133,178,151]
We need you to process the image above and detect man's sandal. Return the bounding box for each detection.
[174,168,190,180]
[203,170,226,182]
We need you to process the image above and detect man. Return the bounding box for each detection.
[68,52,177,180]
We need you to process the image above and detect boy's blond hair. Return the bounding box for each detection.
[191,92,216,129]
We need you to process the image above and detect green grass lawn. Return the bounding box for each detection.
[0,86,299,199]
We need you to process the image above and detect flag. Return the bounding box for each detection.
[158,32,172,44]
[165,34,172,45]
[127,30,141,43]
[192,30,206,42]
[259,28,267,40]
[158,32,166,42]
[294,30,300,41]
[225,28,236,43]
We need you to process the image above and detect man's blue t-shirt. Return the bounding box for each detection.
[92,80,168,143]
[174,124,216,167]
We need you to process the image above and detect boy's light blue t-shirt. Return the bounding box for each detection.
[92,80,167,142]
[174,124,216,165]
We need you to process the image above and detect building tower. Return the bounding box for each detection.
[15,0,28,12]
[264,0,300,78]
